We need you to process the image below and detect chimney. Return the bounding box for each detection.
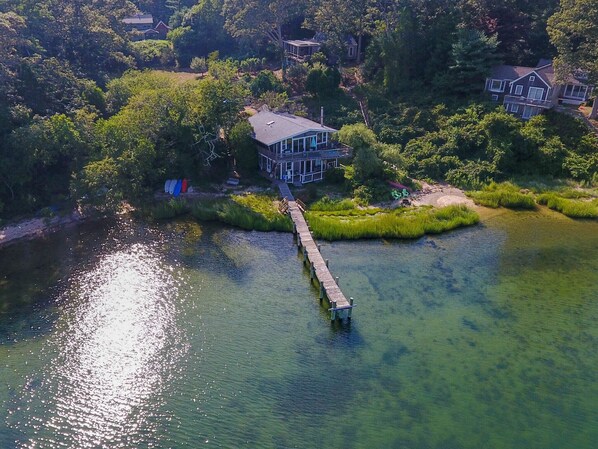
[320,107,324,126]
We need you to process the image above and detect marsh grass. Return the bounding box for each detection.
[537,194,598,219]
[309,196,356,211]
[190,194,293,232]
[148,198,190,220]
[467,182,536,209]
[306,205,479,241]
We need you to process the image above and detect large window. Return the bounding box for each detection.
[489,79,505,92]
[564,84,588,99]
[528,87,544,100]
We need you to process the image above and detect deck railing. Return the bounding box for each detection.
[504,95,553,108]
[260,144,352,162]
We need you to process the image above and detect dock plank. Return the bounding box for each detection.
[277,182,354,319]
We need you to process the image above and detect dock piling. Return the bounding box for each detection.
[276,181,354,321]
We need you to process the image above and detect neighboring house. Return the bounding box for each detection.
[248,109,352,184]
[283,39,322,63]
[122,15,171,41]
[122,14,154,32]
[485,60,594,119]
[153,21,171,39]
[283,33,358,63]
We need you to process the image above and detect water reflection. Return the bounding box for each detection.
[19,243,185,448]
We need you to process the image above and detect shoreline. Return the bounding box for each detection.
[0,183,480,249]
[0,211,86,250]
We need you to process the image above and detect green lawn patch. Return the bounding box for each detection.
[306,205,479,241]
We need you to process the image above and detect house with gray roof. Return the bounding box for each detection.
[485,60,593,119]
[122,14,154,31]
[248,109,352,184]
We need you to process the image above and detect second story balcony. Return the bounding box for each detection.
[504,95,553,109]
[260,143,352,162]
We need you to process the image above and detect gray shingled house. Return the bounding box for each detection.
[485,60,593,119]
[248,109,352,184]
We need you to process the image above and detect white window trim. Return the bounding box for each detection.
[528,87,544,100]
[511,104,519,113]
[564,84,588,99]
[489,79,505,92]
[514,85,523,95]
[529,76,535,82]
[491,94,499,101]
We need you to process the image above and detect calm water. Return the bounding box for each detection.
[0,210,597,448]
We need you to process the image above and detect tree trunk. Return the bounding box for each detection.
[357,33,363,64]
[590,96,598,119]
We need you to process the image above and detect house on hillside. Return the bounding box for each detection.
[122,15,171,41]
[283,34,358,64]
[122,14,154,32]
[283,39,322,63]
[485,60,594,119]
[248,109,352,184]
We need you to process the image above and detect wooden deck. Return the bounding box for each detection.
[277,182,354,321]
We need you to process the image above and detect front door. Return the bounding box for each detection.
[285,162,293,183]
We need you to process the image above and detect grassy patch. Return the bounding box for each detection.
[537,193,598,219]
[306,205,479,241]
[190,193,292,232]
[309,196,356,211]
[467,182,536,209]
[147,198,190,220]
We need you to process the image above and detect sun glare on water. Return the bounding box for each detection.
[20,243,185,448]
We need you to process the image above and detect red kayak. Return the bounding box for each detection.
[181,178,188,193]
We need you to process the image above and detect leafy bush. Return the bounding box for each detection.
[190,57,208,73]
[250,70,284,97]
[353,185,373,206]
[239,57,265,73]
[467,182,536,209]
[305,63,341,98]
[325,167,346,184]
[133,41,175,68]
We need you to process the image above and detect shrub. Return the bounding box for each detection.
[325,167,346,184]
[239,57,264,73]
[190,57,208,73]
[305,63,341,98]
[250,70,284,97]
[353,185,373,206]
[133,40,175,68]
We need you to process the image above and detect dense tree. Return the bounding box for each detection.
[169,0,236,67]
[434,29,500,95]
[548,0,598,118]
[222,0,305,72]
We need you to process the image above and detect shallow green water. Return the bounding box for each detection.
[0,210,597,448]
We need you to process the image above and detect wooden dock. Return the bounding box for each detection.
[277,182,354,321]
